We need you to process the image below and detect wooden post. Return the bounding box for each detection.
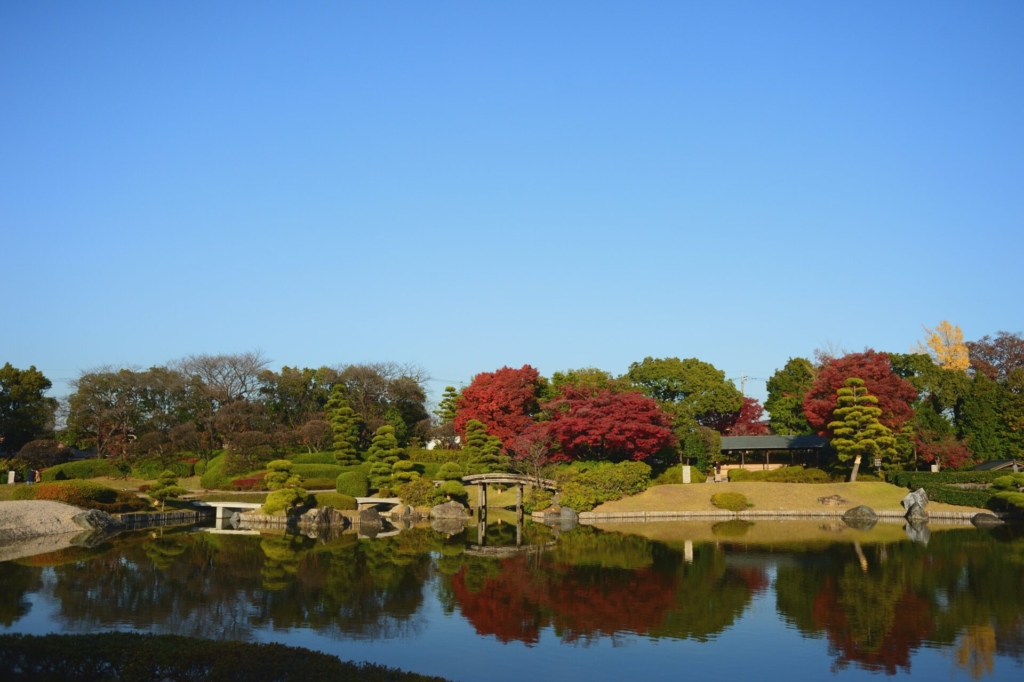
[516,484,523,521]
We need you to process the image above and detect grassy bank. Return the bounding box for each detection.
[592,482,988,515]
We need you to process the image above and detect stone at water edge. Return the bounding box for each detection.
[71,509,124,533]
[842,505,878,531]
[971,513,1005,529]
[842,505,878,523]
[560,507,579,522]
[430,517,468,535]
[905,502,928,523]
[430,501,470,519]
[358,508,383,528]
[901,488,929,512]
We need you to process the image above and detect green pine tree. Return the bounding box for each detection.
[325,385,361,466]
[827,378,897,481]
[463,419,508,474]
[434,386,460,424]
[367,425,406,491]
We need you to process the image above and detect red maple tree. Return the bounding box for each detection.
[802,351,917,435]
[710,397,771,436]
[454,365,544,447]
[542,387,676,462]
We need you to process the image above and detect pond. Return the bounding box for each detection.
[1,515,1022,681]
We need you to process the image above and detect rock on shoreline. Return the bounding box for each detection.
[0,500,100,562]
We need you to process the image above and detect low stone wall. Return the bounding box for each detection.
[118,509,212,528]
[579,509,987,524]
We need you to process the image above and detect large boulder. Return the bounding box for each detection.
[901,488,929,513]
[71,509,124,534]
[905,502,928,523]
[357,508,382,529]
[430,517,468,535]
[430,501,470,519]
[842,505,878,531]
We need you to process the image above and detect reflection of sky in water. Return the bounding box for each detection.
[1,525,1022,682]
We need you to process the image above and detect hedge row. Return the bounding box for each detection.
[914,484,993,509]
[129,459,195,480]
[407,448,474,465]
[40,460,123,482]
[889,471,1005,488]
[0,632,451,682]
[289,452,341,464]
[557,461,651,512]
[728,466,829,483]
[12,480,148,513]
[290,464,347,480]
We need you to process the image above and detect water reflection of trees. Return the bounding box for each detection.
[774,529,1024,676]
[44,528,434,641]
[0,562,40,626]
[442,526,765,645]
[1,520,1021,678]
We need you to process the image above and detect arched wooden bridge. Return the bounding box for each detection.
[460,473,558,519]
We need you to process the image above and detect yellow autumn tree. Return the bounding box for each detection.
[914,320,969,372]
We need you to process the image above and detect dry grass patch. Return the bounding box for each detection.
[592,482,987,514]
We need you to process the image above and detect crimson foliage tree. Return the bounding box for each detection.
[542,388,675,462]
[802,351,917,435]
[710,397,770,436]
[454,365,544,446]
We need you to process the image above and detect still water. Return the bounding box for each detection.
[1,516,1022,681]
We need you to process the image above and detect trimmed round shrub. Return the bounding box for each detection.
[193,459,207,477]
[396,478,437,507]
[313,492,357,510]
[437,462,464,481]
[438,480,468,505]
[262,488,307,515]
[391,460,420,484]
[523,489,553,513]
[336,470,369,497]
[711,492,751,512]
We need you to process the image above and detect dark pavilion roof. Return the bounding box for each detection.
[720,435,828,451]
[970,460,1019,471]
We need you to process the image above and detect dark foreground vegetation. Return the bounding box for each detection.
[0,632,450,682]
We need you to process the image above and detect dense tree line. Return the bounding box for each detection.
[1,323,1020,477]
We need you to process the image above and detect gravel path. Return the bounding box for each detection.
[0,500,88,561]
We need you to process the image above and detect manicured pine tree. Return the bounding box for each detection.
[827,378,897,481]
[367,425,406,491]
[325,385,361,466]
[463,419,508,474]
[434,386,460,424]
[149,470,188,512]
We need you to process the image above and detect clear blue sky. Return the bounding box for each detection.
[3,2,1022,406]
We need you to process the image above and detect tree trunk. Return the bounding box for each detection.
[850,455,861,482]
